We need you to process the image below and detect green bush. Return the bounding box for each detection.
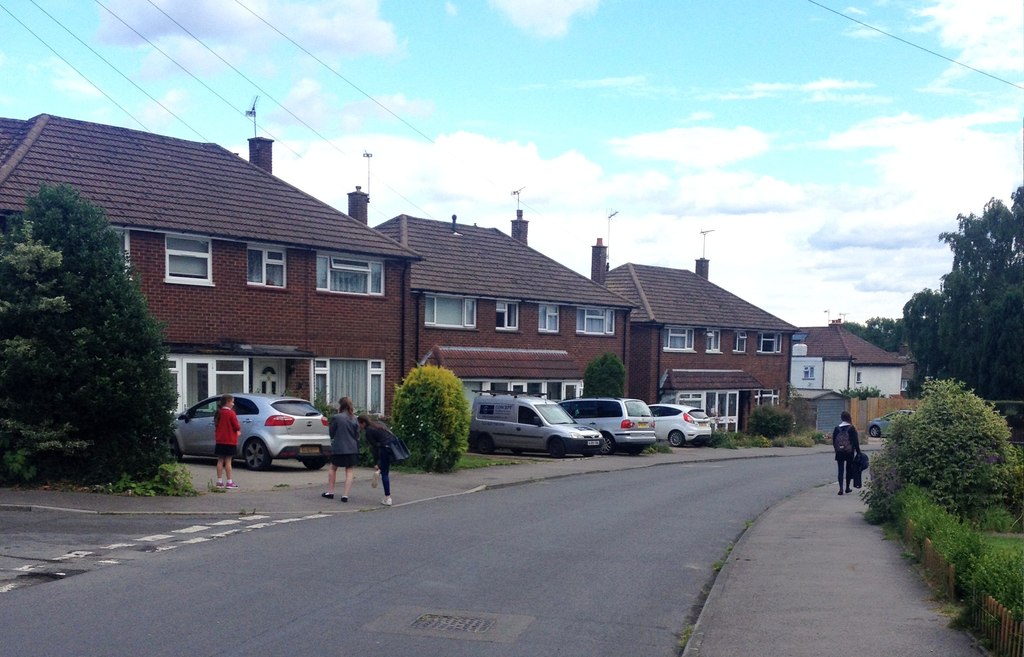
[389,365,470,473]
[747,405,794,439]
[865,379,1014,523]
[105,462,197,497]
[582,352,625,398]
[896,486,1022,621]
[709,431,740,449]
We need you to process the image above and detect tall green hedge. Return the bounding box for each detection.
[389,365,469,472]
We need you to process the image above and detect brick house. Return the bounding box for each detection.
[0,114,419,413]
[599,254,796,431]
[372,211,636,400]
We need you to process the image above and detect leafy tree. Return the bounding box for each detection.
[389,365,469,472]
[583,352,625,397]
[0,185,176,484]
[844,317,905,353]
[903,187,1024,398]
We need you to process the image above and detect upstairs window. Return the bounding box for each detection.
[166,235,211,284]
[734,331,748,353]
[664,327,694,351]
[802,365,815,380]
[248,246,286,287]
[576,307,614,335]
[317,255,383,295]
[426,295,476,328]
[706,329,721,353]
[758,332,782,353]
[496,301,519,330]
[538,304,559,333]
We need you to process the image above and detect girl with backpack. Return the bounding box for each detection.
[832,411,861,495]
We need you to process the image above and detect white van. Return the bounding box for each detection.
[470,394,603,458]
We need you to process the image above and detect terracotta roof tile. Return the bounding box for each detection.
[605,263,795,331]
[798,324,905,365]
[375,214,634,307]
[663,369,766,390]
[0,114,416,259]
[421,345,581,379]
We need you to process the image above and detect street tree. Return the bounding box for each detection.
[0,185,176,484]
[903,187,1024,399]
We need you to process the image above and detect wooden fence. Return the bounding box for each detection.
[847,397,919,434]
[904,519,1023,657]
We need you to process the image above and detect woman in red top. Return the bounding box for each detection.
[214,394,241,489]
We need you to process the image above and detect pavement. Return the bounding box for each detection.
[0,443,984,655]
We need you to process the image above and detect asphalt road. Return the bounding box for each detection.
[0,453,833,656]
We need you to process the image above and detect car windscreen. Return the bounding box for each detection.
[624,400,652,417]
[536,403,575,425]
[272,400,321,417]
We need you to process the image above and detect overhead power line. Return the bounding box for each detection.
[806,0,1024,91]
[0,2,149,131]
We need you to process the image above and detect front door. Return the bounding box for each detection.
[253,359,284,395]
[706,391,739,431]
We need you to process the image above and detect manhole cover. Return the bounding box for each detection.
[411,614,495,633]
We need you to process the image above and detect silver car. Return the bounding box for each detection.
[171,393,330,470]
[557,397,657,455]
[649,403,713,447]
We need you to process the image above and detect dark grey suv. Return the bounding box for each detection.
[557,397,656,455]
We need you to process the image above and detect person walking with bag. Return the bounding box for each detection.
[324,397,359,502]
[832,410,861,495]
[214,394,241,489]
[358,414,395,506]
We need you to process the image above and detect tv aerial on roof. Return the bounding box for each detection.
[700,228,715,258]
[245,96,259,138]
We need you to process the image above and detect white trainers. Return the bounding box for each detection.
[381,496,392,506]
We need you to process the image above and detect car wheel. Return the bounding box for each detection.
[598,433,615,456]
[243,438,272,470]
[869,425,881,438]
[476,434,495,455]
[167,437,183,461]
[667,430,686,448]
[547,438,567,458]
[300,457,327,470]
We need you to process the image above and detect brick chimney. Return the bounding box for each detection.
[248,137,273,174]
[591,238,608,285]
[511,209,528,245]
[695,257,709,280]
[347,186,369,224]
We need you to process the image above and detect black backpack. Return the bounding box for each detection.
[834,425,853,456]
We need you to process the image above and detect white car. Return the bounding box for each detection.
[649,404,713,447]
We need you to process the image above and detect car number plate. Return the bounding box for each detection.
[587,440,601,446]
[299,445,321,455]
[637,421,650,428]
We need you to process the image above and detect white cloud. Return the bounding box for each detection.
[488,0,599,38]
[609,126,771,169]
[916,0,1024,74]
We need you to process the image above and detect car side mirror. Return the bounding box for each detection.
[532,417,543,427]
[178,412,189,423]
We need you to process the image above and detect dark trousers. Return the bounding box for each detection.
[836,455,855,490]
[379,444,392,496]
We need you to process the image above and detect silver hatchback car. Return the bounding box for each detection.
[171,393,330,470]
[649,403,713,447]
[557,397,656,455]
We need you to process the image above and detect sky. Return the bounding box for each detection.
[0,0,1021,328]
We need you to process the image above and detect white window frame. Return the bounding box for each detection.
[855,371,863,385]
[758,332,782,353]
[312,358,385,414]
[576,307,615,335]
[316,254,384,295]
[734,331,747,353]
[248,245,286,288]
[664,327,695,351]
[538,304,559,333]
[165,234,212,285]
[496,301,519,331]
[802,365,815,380]
[425,295,477,328]
[706,329,721,353]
